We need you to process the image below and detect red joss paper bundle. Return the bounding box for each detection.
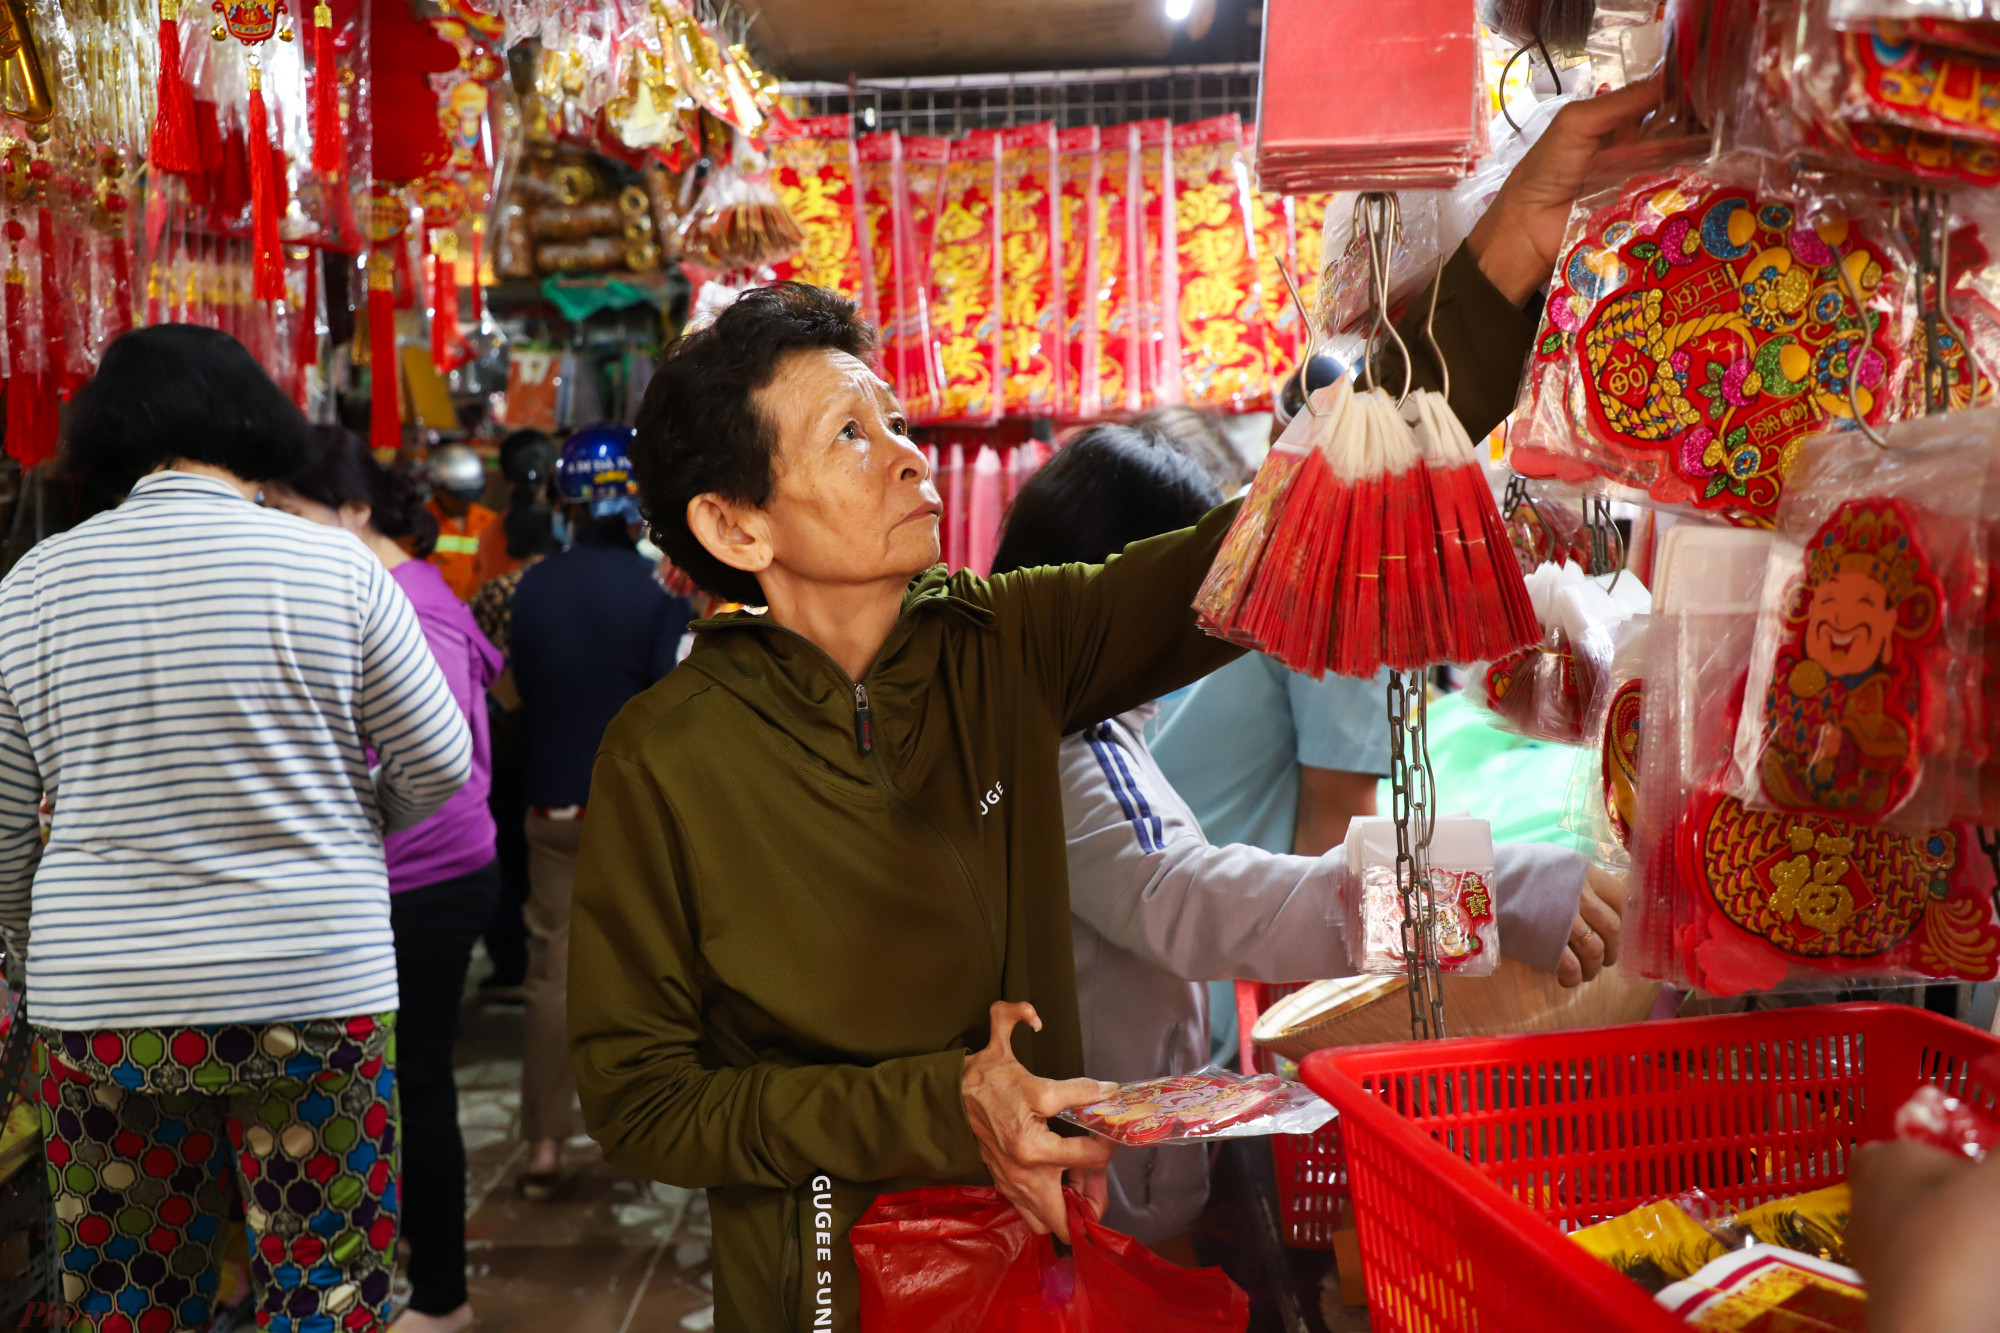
[1194,380,1538,677]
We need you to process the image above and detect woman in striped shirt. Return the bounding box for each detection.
[0,326,472,1333]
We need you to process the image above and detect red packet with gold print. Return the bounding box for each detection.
[1057,126,1100,420]
[1250,161,1303,385]
[1096,122,1144,415]
[928,132,1004,423]
[1135,118,1178,407]
[996,123,1063,418]
[898,137,951,420]
[767,115,873,311]
[856,132,901,336]
[1293,192,1332,292]
[1173,115,1272,413]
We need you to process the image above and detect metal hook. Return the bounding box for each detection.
[1354,192,1414,406]
[1277,259,1324,419]
[1421,253,1450,406]
[1832,253,1891,450]
[1931,199,1989,407]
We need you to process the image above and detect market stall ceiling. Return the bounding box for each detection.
[750,0,1220,79]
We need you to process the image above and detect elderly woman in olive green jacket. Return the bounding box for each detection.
[567,82,1659,1333]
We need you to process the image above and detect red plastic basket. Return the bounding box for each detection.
[1235,980,1345,1250]
[1298,1003,2000,1332]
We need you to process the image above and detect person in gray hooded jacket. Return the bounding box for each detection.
[989,425,1626,1246]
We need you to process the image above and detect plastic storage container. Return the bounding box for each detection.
[1235,979,1345,1250]
[1299,1003,2000,1332]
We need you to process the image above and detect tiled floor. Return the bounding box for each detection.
[450,996,717,1333]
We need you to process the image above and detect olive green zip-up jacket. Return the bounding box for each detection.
[567,240,1534,1332]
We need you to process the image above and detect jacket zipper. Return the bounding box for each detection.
[748,622,1002,988]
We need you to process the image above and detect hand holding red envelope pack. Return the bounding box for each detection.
[1058,1069,1333,1147]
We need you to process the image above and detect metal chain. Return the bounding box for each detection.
[1386,671,1447,1041]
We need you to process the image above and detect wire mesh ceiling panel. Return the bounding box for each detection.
[779,63,1260,137]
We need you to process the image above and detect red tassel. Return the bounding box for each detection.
[310,3,343,175]
[467,216,484,324]
[246,70,284,301]
[149,1,199,176]
[296,248,318,387]
[428,230,466,373]
[368,251,400,457]
[216,118,249,226]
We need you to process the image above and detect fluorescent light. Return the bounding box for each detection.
[1165,0,1194,20]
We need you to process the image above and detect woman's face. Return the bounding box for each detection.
[262,482,368,535]
[716,347,939,590]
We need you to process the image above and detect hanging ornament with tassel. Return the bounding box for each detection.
[361,184,408,459]
[416,174,469,374]
[151,0,200,175]
[211,0,293,301]
[309,2,342,174]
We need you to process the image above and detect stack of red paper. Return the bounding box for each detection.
[1256,0,1488,193]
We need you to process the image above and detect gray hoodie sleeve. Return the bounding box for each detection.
[1061,715,1587,983]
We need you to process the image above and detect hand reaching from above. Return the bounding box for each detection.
[1467,77,1663,307]
[961,1001,1117,1243]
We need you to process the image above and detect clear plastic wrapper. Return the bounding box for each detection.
[1564,616,1653,868]
[1728,414,1996,831]
[1056,1067,1334,1146]
[1094,122,1143,415]
[1506,147,1915,527]
[679,160,804,271]
[1832,0,2000,22]
[1586,0,1670,95]
[1467,561,1623,744]
[1056,125,1100,421]
[1341,815,1500,977]
[1573,1182,1854,1293]
[1895,1074,2000,1159]
[1626,509,2000,992]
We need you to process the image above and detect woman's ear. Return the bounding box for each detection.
[339,501,373,535]
[687,493,772,576]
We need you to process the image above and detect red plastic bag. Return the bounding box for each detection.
[851,1186,1247,1332]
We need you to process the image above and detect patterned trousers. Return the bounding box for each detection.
[35,1014,400,1333]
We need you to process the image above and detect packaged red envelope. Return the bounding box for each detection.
[1057,1069,1334,1147]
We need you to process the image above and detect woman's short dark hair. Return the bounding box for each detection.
[989,425,1223,576]
[63,324,310,494]
[284,425,441,558]
[632,282,878,605]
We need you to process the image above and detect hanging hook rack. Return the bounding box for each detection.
[1277,259,1325,420]
[1831,248,1891,450]
[1354,192,1414,406]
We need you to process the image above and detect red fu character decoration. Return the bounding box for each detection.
[211,0,293,301]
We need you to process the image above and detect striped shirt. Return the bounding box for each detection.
[0,471,472,1029]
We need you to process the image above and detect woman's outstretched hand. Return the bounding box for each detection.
[961,1001,1118,1242]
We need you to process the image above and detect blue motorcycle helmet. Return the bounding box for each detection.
[556,422,643,523]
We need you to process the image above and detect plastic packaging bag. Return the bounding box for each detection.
[852,1186,1247,1332]
[1728,413,1996,831]
[679,160,804,271]
[1171,115,1269,412]
[1057,1067,1334,1146]
[1341,815,1500,977]
[929,131,1005,422]
[1506,147,1914,527]
[1895,1071,2000,1160]
[1565,614,1652,866]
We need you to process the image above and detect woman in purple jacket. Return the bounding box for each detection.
[267,428,501,1333]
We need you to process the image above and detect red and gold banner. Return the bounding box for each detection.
[856,131,901,351]
[898,136,951,418]
[1293,192,1331,288]
[996,123,1062,417]
[1096,122,1142,416]
[767,114,872,310]
[1251,185,1300,382]
[1174,114,1271,412]
[1057,125,1100,421]
[928,131,1003,422]
[1135,118,1176,406]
